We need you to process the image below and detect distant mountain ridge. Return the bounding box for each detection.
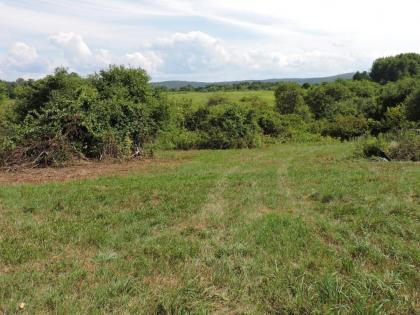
[152,73,355,89]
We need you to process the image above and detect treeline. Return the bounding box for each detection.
[166,81,281,92]
[0,53,419,167]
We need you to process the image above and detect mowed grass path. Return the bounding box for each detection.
[0,144,419,314]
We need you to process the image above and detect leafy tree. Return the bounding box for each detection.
[14,68,85,120]
[275,82,306,115]
[305,82,352,119]
[204,106,261,149]
[405,87,420,121]
[378,78,419,113]
[184,105,261,149]
[382,105,409,130]
[370,53,420,84]
[354,97,382,120]
[344,79,379,98]
[88,65,170,151]
[353,71,370,81]
[256,110,285,137]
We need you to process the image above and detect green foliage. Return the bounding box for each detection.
[239,95,269,109]
[2,52,420,167]
[305,81,352,119]
[382,105,411,131]
[405,86,420,121]
[387,132,420,161]
[256,110,285,137]
[322,115,369,140]
[207,94,228,106]
[353,71,370,81]
[324,99,358,119]
[378,78,418,112]
[186,105,262,149]
[354,97,382,120]
[154,128,203,150]
[0,81,7,104]
[1,67,169,167]
[14,68,84,120]
[275,82,306,115]
[259,114,331,143]
[344,79,379,98]
[370,53,420,83]
[356,131,420,161]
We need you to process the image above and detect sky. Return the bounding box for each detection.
[0,0,420,82]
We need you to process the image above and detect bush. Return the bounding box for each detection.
[154,128,203,150]
[355,136,389,160]
[207,94,228,106]
[183,105,262,149]
[356,131,420,161]
[273,114,330,143]
[305,82,352,119]
[1,66,169,167]
[321,115,369,140]
[378,78,418,113]
[275,82,306,115]
[256,111,285,137]
[203,106,262,149]
[381,105,411,131]
[405,87,420,121]
[387,131,420,161]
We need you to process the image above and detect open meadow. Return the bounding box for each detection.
[1,143,419,314]
[1,2,420,314]
[169,90,276,109]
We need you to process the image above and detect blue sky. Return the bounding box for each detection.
[1,0,420,81]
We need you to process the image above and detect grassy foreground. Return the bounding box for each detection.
[0,144,419,314]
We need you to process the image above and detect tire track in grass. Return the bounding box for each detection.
[183,150,266,232]
[134,152,253,313]
[181,152,266,314]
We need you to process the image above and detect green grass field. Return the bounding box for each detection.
[0,144,419,314]
[169,90,275,108]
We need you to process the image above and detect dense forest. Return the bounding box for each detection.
[0,53,419,168]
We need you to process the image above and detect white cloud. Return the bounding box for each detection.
[151,31,232,73]
[50,32,92,60]
[0,31,368,81]
[8,42,39,65]
[95,49,113,66]
[0,1,420,80]
[125,52,163,74]
[49,32,113,71]
[0,42,49,79]
[133,31,363,80]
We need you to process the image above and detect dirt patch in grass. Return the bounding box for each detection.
[0,158,183,185]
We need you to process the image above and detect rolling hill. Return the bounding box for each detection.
[152,72,355,89]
